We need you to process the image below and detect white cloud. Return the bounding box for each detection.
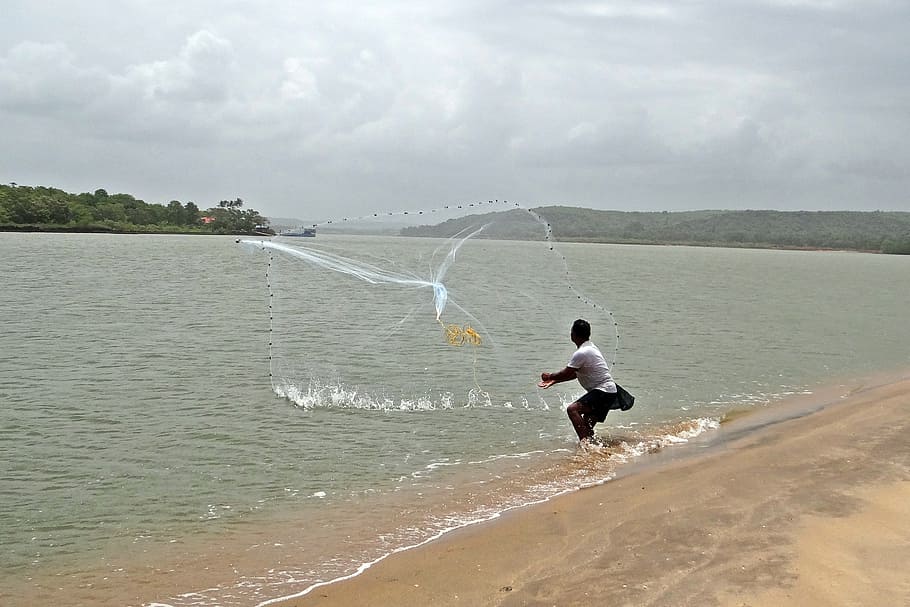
[1,0,908,213]
[552,1,677,20]
[122,30,235,104]
[0,41,108,112]
[280,57,319,101]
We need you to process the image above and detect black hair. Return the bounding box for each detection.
[571,318,591,341]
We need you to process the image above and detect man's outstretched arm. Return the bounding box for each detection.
[539,366,577,388]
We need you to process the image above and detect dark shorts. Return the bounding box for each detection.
[577,389,619,423]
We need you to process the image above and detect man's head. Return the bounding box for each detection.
[571,318,591,345]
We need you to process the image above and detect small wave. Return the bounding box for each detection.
[274,380,541,411]
[199,504,232,521]
[708,385,813,407]
[597,417,720,462]
[275,380,456,411]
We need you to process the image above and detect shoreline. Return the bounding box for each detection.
[268,371,910,607]
[0,226,264,236]
[1,227,900,254]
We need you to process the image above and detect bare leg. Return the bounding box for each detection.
[567,400,597,441]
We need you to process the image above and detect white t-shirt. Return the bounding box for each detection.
[568,341,616,393]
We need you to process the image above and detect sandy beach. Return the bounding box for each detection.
[272,373,910,607]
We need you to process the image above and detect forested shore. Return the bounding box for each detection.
[0,184,268,235]
[4,184,908,253]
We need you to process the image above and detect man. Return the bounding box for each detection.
[539,319,618,443]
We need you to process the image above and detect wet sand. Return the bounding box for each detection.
[272,374,910,607]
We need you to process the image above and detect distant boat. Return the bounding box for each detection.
[281,227,316,237]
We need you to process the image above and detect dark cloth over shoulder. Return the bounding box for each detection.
[615,383,635,411]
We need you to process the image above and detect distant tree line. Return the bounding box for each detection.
[0,184,269,235]
[401,207,910,254]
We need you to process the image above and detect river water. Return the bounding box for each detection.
[1,230,907,606]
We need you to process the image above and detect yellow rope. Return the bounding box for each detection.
[439,321,482,347]
[437,319,484,394]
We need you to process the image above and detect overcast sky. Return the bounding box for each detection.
[2,1,908,218]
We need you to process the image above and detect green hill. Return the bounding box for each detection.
[401,207,910,254]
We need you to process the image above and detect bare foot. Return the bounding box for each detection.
[579,435,605,449]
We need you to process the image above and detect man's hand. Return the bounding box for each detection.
[538,367,577,388]
[538,372,556,389]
